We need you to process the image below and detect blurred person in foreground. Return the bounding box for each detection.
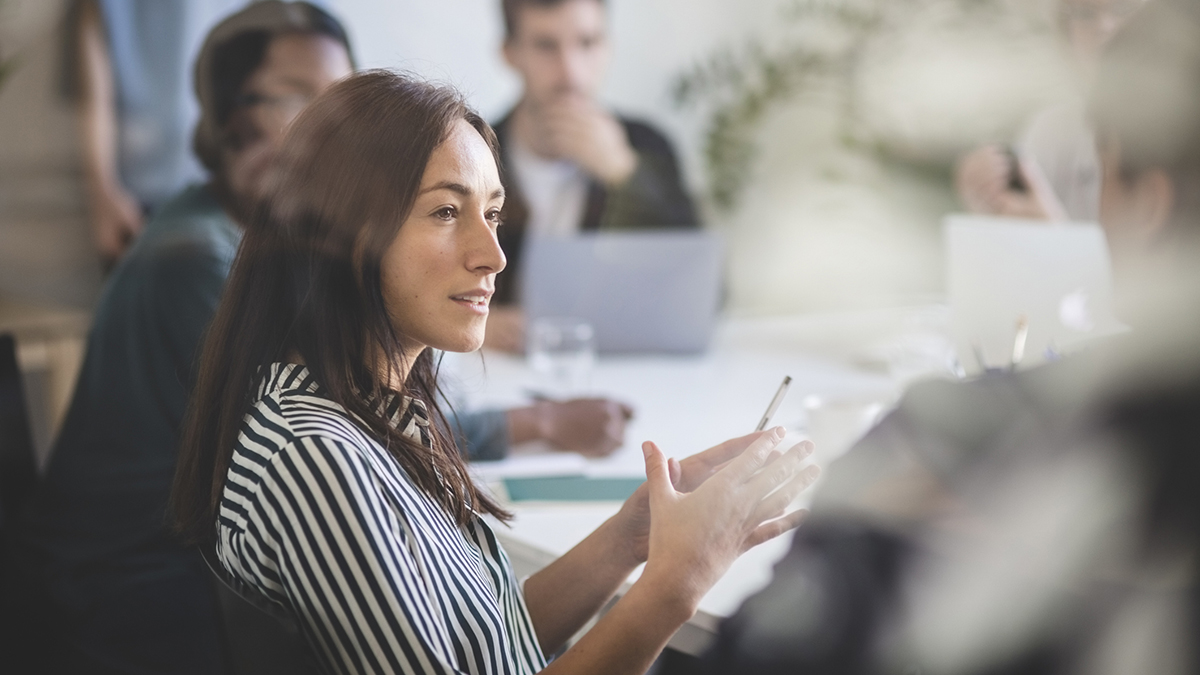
[954,0,1146,222]
[697,1,1200,672]
[485,0,700,351]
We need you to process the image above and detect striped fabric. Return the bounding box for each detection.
[217,363,546,675]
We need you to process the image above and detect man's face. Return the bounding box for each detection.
[503,0,610,108]
[1060,0,1145,67]
[224,32,353,203]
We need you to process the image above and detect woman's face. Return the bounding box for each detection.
[380,119,507,354]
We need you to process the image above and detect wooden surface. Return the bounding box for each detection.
[0,294,91,466]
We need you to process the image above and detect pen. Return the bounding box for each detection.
[1010,314,1029,370]
[755,376,792,432]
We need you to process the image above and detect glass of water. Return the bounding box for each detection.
[527,317,596,395]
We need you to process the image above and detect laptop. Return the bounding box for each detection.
[520,231,724,354]
[945,214,1124,374]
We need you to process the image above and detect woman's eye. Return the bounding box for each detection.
[486,209,503,226]
[434,206,456,220]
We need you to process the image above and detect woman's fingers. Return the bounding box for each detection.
[675,430,771,492]
[749,464,821,525]
[641,441,675,504]
[689,430,766,469]
[744,440,814,497]
[721,427,788,484]
[742,509,809,552]
[668,457,682,488]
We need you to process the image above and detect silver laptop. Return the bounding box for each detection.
[520,231,724,354]
[945,214,1124,374]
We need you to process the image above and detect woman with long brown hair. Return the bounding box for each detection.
[170,69,819,674]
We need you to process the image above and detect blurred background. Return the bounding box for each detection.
[0,0,1073,312]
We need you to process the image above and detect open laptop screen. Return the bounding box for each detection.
[521,231,724,354]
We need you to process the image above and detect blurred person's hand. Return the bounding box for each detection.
[523,397,634,457]
[484,306,525,353]
[539,97,636,186]
[87,181,144,265]
[955,145,1047,219]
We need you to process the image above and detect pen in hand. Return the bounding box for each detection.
[755,376,792,432]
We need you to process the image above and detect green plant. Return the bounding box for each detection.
[673,0,1044,212]
[0,0,16,92]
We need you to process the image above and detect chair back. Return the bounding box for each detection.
[199,545,322,675]
[0,333,35,548]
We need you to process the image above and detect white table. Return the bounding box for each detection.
[446,307,948,654]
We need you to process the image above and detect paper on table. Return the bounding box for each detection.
[468,452,589,482]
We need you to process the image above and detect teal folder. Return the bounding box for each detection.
[502,476,645,502]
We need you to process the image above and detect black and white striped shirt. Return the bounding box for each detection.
[217,363,546,675]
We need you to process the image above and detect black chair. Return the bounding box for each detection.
[0,333,43,670]
[0,334,36,580]
[200,544,322,675]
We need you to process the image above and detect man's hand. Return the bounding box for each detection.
[536,398,633,457]
[537,97,637,186]
[484,306,525,353]
[87,181,144,264]
[955,145,1046,219]
[508,398,634,458]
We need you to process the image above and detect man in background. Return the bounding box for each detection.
[487,0,699,350]
[954,0,1145,223]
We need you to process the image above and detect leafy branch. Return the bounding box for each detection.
[673,0,1042,212]
[0,0,16,92]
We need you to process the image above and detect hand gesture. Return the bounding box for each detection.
[613,429,818,575]
[539,97,637,186]
[637,428,819,609]
[955,145,1046,219]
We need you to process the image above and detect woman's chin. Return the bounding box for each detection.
[432,331,485,354]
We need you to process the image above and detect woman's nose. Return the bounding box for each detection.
[466,216,506,275]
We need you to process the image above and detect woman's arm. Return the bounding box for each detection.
[521,511,644,654]
[525,430,819,670]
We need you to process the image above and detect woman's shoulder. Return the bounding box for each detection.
[228,364,379,486]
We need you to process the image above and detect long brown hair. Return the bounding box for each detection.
[171,70,510,544]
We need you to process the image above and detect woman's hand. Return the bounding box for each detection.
[611,431,756,566]
[637,428,819,612]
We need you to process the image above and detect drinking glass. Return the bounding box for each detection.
[527,318,596,395]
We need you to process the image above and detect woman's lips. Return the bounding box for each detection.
[450,293,491,314]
